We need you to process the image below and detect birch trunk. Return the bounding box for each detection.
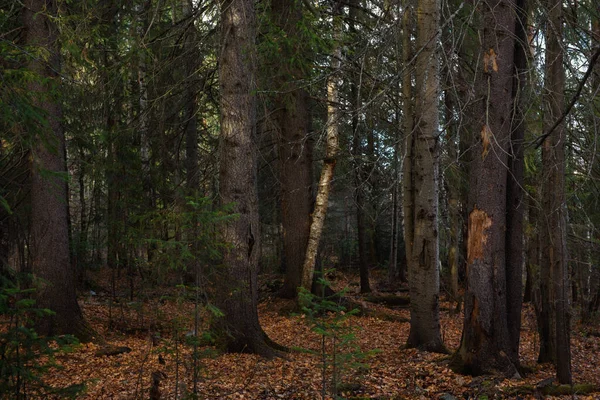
[300,4,342,292]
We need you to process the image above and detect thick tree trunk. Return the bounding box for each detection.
[24,0,92,341]
[300,3,342,292]
[271,0,314,299]
[453,0,517,376]
[539,0,572,383]
[215,0,279,357]
[406,0,445,353]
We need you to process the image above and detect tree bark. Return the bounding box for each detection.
[405,0,445,353]
[300,2,342,292]
[453,0,517,376]
[215,0,280,357]
[539,0,572,383]
[270,0,314,299]
[505,0,527,365]
[24,0,92,341]
[401,0,415,286]
[349,0,371,294]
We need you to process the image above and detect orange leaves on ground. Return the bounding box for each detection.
[40,270,600,399]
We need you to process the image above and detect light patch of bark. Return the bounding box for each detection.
[467,207,491,265]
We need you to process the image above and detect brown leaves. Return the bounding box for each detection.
[39,269,600,399]
[483,48,498,73]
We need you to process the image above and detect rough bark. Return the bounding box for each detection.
[453,0,517,376]
[405,0,445,353]
[349,0,371,294]
[24,0,92,341]
[271,0,314,299]
[505,0,527,365]
[215,0,279,357]
[444,77,460,302]
[539,0,572,383]
[300,3,342,292]
[401,0,415,282]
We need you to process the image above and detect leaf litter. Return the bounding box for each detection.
[40,270,600,399]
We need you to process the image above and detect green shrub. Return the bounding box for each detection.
[0,275,83,399]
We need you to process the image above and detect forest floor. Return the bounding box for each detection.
[40,268,600,399]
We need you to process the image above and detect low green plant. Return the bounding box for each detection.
[298,270,376,399]
[0,275,83,399]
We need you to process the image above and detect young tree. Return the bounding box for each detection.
[539,0,572,383]
[402,0,415,287]
[349,0,371,294]
[23,0,92,340]
[301,1,343,292]
[214,0,280,356]
[405,0,445,352]
[504,0,528,364]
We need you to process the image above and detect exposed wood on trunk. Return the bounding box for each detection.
[453,0,518,376]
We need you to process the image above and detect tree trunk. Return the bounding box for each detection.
[453,0,517,376]
[300,2,342,292]
[444,73,460,302]
[539,0,572,383]
[214,0,280,357]
[270,0,314,299]
[505,0,527,365]
[405,0,445,353]
[349,0,371,294]
[524,197,539,304]
[24,0,92,341]
[401,0,415,286]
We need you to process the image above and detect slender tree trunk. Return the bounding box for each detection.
[524,197,539,304]
[182,0,201,288]
[453,0,517,376]
[540,0,572,383]
[301,2,342,292]
[215,0,280,357]
[401,0,415,282]
[444,80,460,303]
[270,0,314,299]
[405,0,445,353]
[505,0,527,365]
[349,0,371,294]
[24,0,92,341]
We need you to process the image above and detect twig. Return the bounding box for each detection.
[533,45,600,149]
